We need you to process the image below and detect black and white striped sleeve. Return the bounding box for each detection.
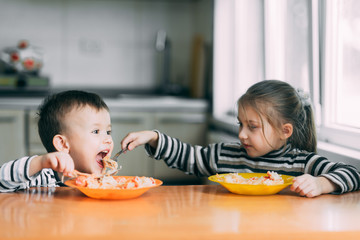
[304,153,360,193]
[145,130,220,177]
[0,156,58,192]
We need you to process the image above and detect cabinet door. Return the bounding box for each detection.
[153,112,207,184]
[110,111,154,177]
[0,110,25,166]
[27,110,47,156]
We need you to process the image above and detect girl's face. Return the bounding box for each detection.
[237,105,285,157]
[61,105,113,175]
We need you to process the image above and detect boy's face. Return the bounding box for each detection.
[61,105,113,175]
[237,105,285,157]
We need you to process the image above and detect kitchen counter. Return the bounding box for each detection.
[1,185,359,239]
[0,96,208,112]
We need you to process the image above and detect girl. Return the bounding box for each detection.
[121,80,360,197]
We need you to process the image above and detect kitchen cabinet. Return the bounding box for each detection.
[0,110,26,166]
[110,111,155,177]
[0,97,208,184]
[110,111,208,184]
[27,110,47,156]
[153,112,207,183]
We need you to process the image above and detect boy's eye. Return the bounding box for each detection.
[107,130,112,135]
[92,130,99,134]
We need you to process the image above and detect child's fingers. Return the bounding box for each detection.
[290,177,304,191]
[62,156,75,175]
[298,184,313,196]
[291,176,310,193]
[51,153,74,174]
[291,175,321,198]
[127,138,143,151]
[121,132,138,150]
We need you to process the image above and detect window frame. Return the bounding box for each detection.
[317,0,360,151]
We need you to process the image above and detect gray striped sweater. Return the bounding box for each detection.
[145,131,360,194]
[0,156,61,192]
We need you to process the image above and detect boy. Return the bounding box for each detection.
[0,90,114,192]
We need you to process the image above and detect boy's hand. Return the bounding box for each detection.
[121,131,159,151]
[30,152,75,177]
[290,174,338,198]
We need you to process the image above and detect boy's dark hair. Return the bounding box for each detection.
[37,90,109,153]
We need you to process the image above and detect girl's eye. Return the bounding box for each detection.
[249,125,257,130]
[107,130,112,135]
[92,130,99,134]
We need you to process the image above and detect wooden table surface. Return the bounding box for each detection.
[0,185,359,240]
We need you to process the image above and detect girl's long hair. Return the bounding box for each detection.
[238,80,317,153]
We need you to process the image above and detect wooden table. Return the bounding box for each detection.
[0,185,359,240]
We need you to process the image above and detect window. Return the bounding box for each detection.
[213,0,264,124]
[318,0,360,150]
[213,0,312,122]
[213,0,360,152]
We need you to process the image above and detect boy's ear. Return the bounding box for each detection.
[53,134,70,153]
[281,123,293,140]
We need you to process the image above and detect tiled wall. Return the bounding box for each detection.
[0,0,213,89]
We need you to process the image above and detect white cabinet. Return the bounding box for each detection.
[110,111,208,184]
[110,112,154,177]
[0,110,26,166]
[27,110,47,156]
[0,97,208,184]
[153,112,207,183]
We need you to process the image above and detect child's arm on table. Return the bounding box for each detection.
[290,174,339,198]
[121,130,159,151]
[294,154,360,197]
[0,152,75,192]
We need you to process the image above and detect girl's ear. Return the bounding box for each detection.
[281,123,293,140]
[53,134,70,153]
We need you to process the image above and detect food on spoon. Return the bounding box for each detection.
[66,155,118,181]
[101,155,118,175]
[75,175,156,189]
[215,171,284,185]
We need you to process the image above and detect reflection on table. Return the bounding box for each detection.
[0,185,360,239]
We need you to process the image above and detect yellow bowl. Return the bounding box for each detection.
[208,173,294,196]
[65,176,163,200]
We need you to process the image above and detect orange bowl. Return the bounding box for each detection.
[65,176,163,200]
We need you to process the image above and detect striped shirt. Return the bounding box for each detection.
[145,131,360,194]
[0,156,62,192]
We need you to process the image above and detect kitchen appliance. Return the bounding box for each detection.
[0,40,49,96]
[155,30,187,96]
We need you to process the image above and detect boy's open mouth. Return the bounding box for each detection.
[96,151,109,168]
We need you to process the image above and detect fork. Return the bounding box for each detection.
[111,146,128,172]
[112,146,128,162]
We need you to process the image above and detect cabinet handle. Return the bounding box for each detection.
[0,116,15,123]
[111,118,143,124]
[159,118,205,124]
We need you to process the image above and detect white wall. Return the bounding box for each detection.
[0,0,213,89]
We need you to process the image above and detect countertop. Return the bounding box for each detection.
[0,96,208,112]
[1,185,359,240]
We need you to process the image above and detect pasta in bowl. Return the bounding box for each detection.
[208,171,294,195]
[65,175,163,200]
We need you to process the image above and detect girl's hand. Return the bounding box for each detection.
[290,174,338,198]
[30,152,75,177]
[121,130,159,151]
